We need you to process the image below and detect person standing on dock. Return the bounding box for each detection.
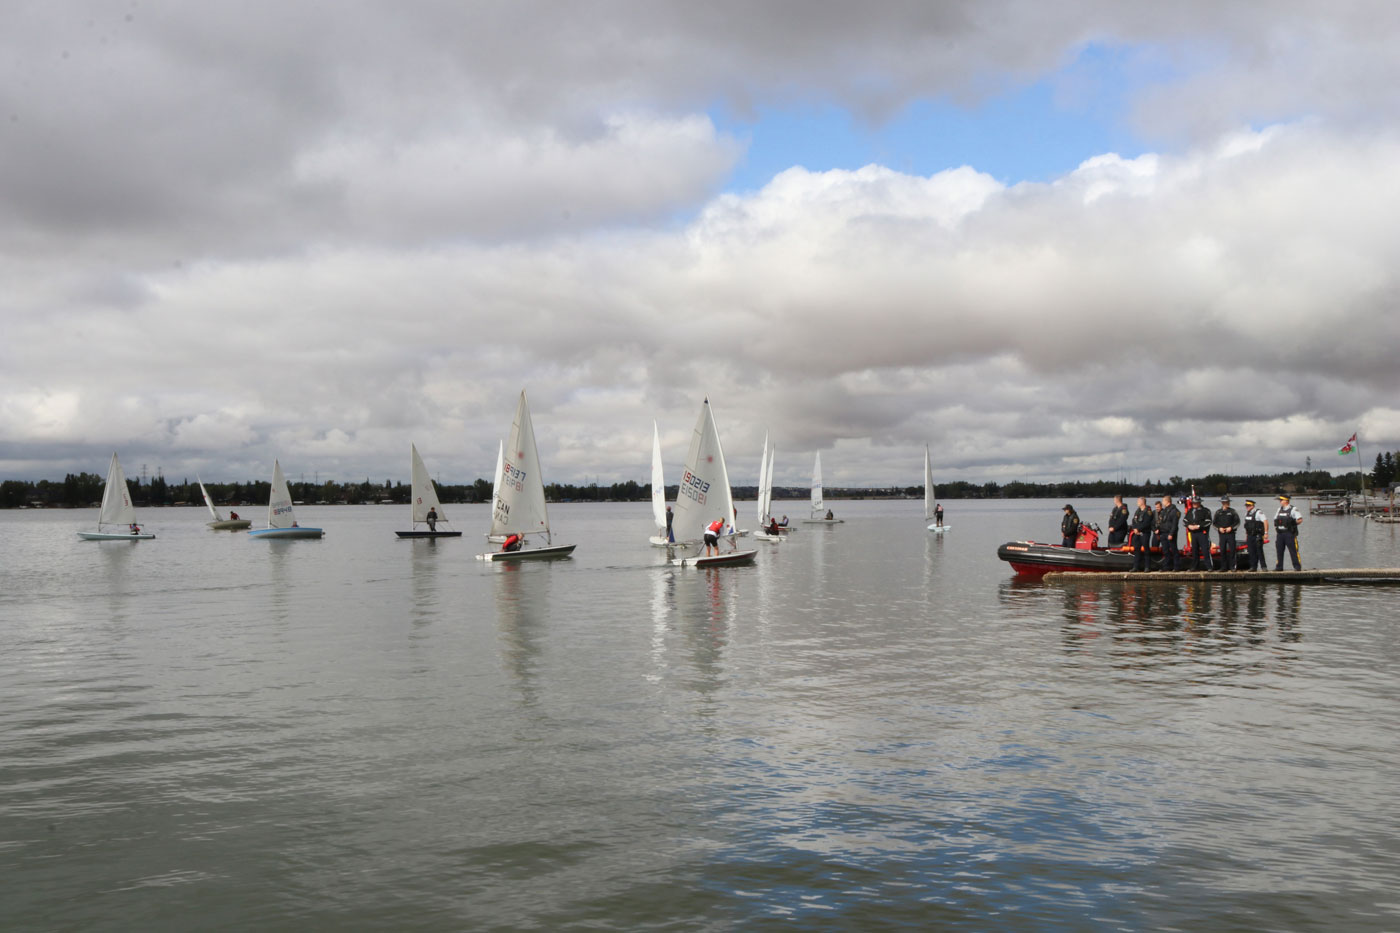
[1184,496,1213,570]
[1243,499,1268,570]
[1274,494,1304,570]
[1106,495,1129,546]
[1061,504,1082,547]
[1130,496,1154,571]
[1157,494,1181,570]
[1213,495,1240,571]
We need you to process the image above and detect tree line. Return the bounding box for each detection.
[2,461,1391,509]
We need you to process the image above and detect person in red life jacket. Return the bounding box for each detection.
[502,532,523,552]
[767,517,780,536]
[704,517,725,556]
[229,511,239,520]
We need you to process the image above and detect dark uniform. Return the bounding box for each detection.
[1274,497,1303,570]
[1243,500,1268,570]
[1157,498,1181,570]
[1213,497,1240,571]
[1130,502,1155,571]
[1106,500,1129,546]
[1184,499,1213,570]
[1061,506,1081,547]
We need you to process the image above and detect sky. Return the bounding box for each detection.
[4,1,1400,490]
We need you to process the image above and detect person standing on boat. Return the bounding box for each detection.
[426,506,438,532]
[1157,494,1181,570]
[1213,496,1240,571]
[704,517,725,556]
[1130,496,1154,571]
[665,505,674,543]
[1106,495,1129,546]
[1184,496,1213,570]
[934,502,944,528]
[1274,494,1303,570]
[1243,499,1268,570]
[1060,504,1081,547]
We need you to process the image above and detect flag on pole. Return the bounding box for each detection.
[1338,433,1357,455]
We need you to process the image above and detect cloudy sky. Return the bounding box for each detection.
[4,1,1400,489]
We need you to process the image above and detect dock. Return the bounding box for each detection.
[1042,568,1400,585]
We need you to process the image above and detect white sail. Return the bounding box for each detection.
[489,390,552,541]
[810,452,824,515]
[409,443,447,524]
[755,431,769,524]
[764,443,776,522]
[197,476,224,522]
[491,439,504,502]
[97,452,136,528]
[267,460,297,529]
[651,420,667,531]
[924,445,935,520]
[670,397,737,545]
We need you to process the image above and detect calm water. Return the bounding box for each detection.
[3,499,1400,931]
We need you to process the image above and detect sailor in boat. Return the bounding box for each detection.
[704,517,724,556]
[1130,496,1154,572]
[129,522,141,535]
[1213,495,1240,571]
[1243,499,1268,570]
[665,505,675,543]
[779,515,788,527]
[1157,494,1181,571]
[766,516,781,536]
[1106,495,1129,545]
[502,532,524,552]
[229,511,239,520]
[934,503,944,528]
[426,506,438,532]
[825,509,834,521]
[1060,505,1081,547]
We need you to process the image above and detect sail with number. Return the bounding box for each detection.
[410,443,447,525]
[489,390,552,542]
[267,460,298,529]
[810,452,824,516]
[98,453,136,528]
[670,397,737,546]
[651,421,667,533]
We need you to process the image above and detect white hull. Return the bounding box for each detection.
[802,518,844,524]
[649,535,675,548]
[208,519,252,530]
[78,531,155,540]
[754,532,783,543]
[671,548,758,567]
[477,543,577,562]
[249,527,324,539]
[927,524,952,533]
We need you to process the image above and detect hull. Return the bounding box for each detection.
[649,535,676,548]
[78,531,155,540]
[998,541,1134,577]
[927,524,952,533]
[395,530,463,538]
[208,519,252,530]
[753,532,783,543]
[477,543,577,562]
[802,518,844,525]
[249,527,324,539]
[672,549,758,568]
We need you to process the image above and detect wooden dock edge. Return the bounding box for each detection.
[1042,568,1400,584]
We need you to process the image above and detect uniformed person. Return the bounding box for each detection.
[1061,504,1082,547]
[1274,494,1303,570]
[1157,494,1181,571]
[1106,494,1129,546]
[1243,498,1268,570]
[1213,495,1240,571]
[1184,495,1213,570]
[1130,495,1154,571]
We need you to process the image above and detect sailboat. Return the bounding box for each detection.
[199,476,250,530]
[648,420,673,547]
[668,398,757,567]
[78,452,155,540]
[802,452,844,524]
[396,443,462,538]
[753,432,783,543]
[477,390,576,561]
[925,445,950,533]
[248,460,323,539]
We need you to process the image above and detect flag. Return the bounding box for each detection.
[1338,433,1357,455]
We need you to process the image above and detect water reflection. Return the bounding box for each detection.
[97,542,136,629]
[667,568,738,709]
[492,563,550,707]
[407,538,445,629]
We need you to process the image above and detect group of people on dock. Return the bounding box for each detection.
[1062,493,1305,572]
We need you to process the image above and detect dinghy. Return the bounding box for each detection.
[753,432,783,543]
[477,390,576,562]
[199,476,250,530]
[648,420,674,547]
[801,452,844,524]
[249,461,323,539]
[78,453,155,540]
[924,445,950,533]
[396,443,462,538]
[668,398,757,568]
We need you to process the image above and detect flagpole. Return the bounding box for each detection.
[1357,433,1366,504]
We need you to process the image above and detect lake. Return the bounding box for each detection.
[3,498,1399,930]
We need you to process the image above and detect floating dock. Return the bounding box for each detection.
[1043,568,1400,585]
